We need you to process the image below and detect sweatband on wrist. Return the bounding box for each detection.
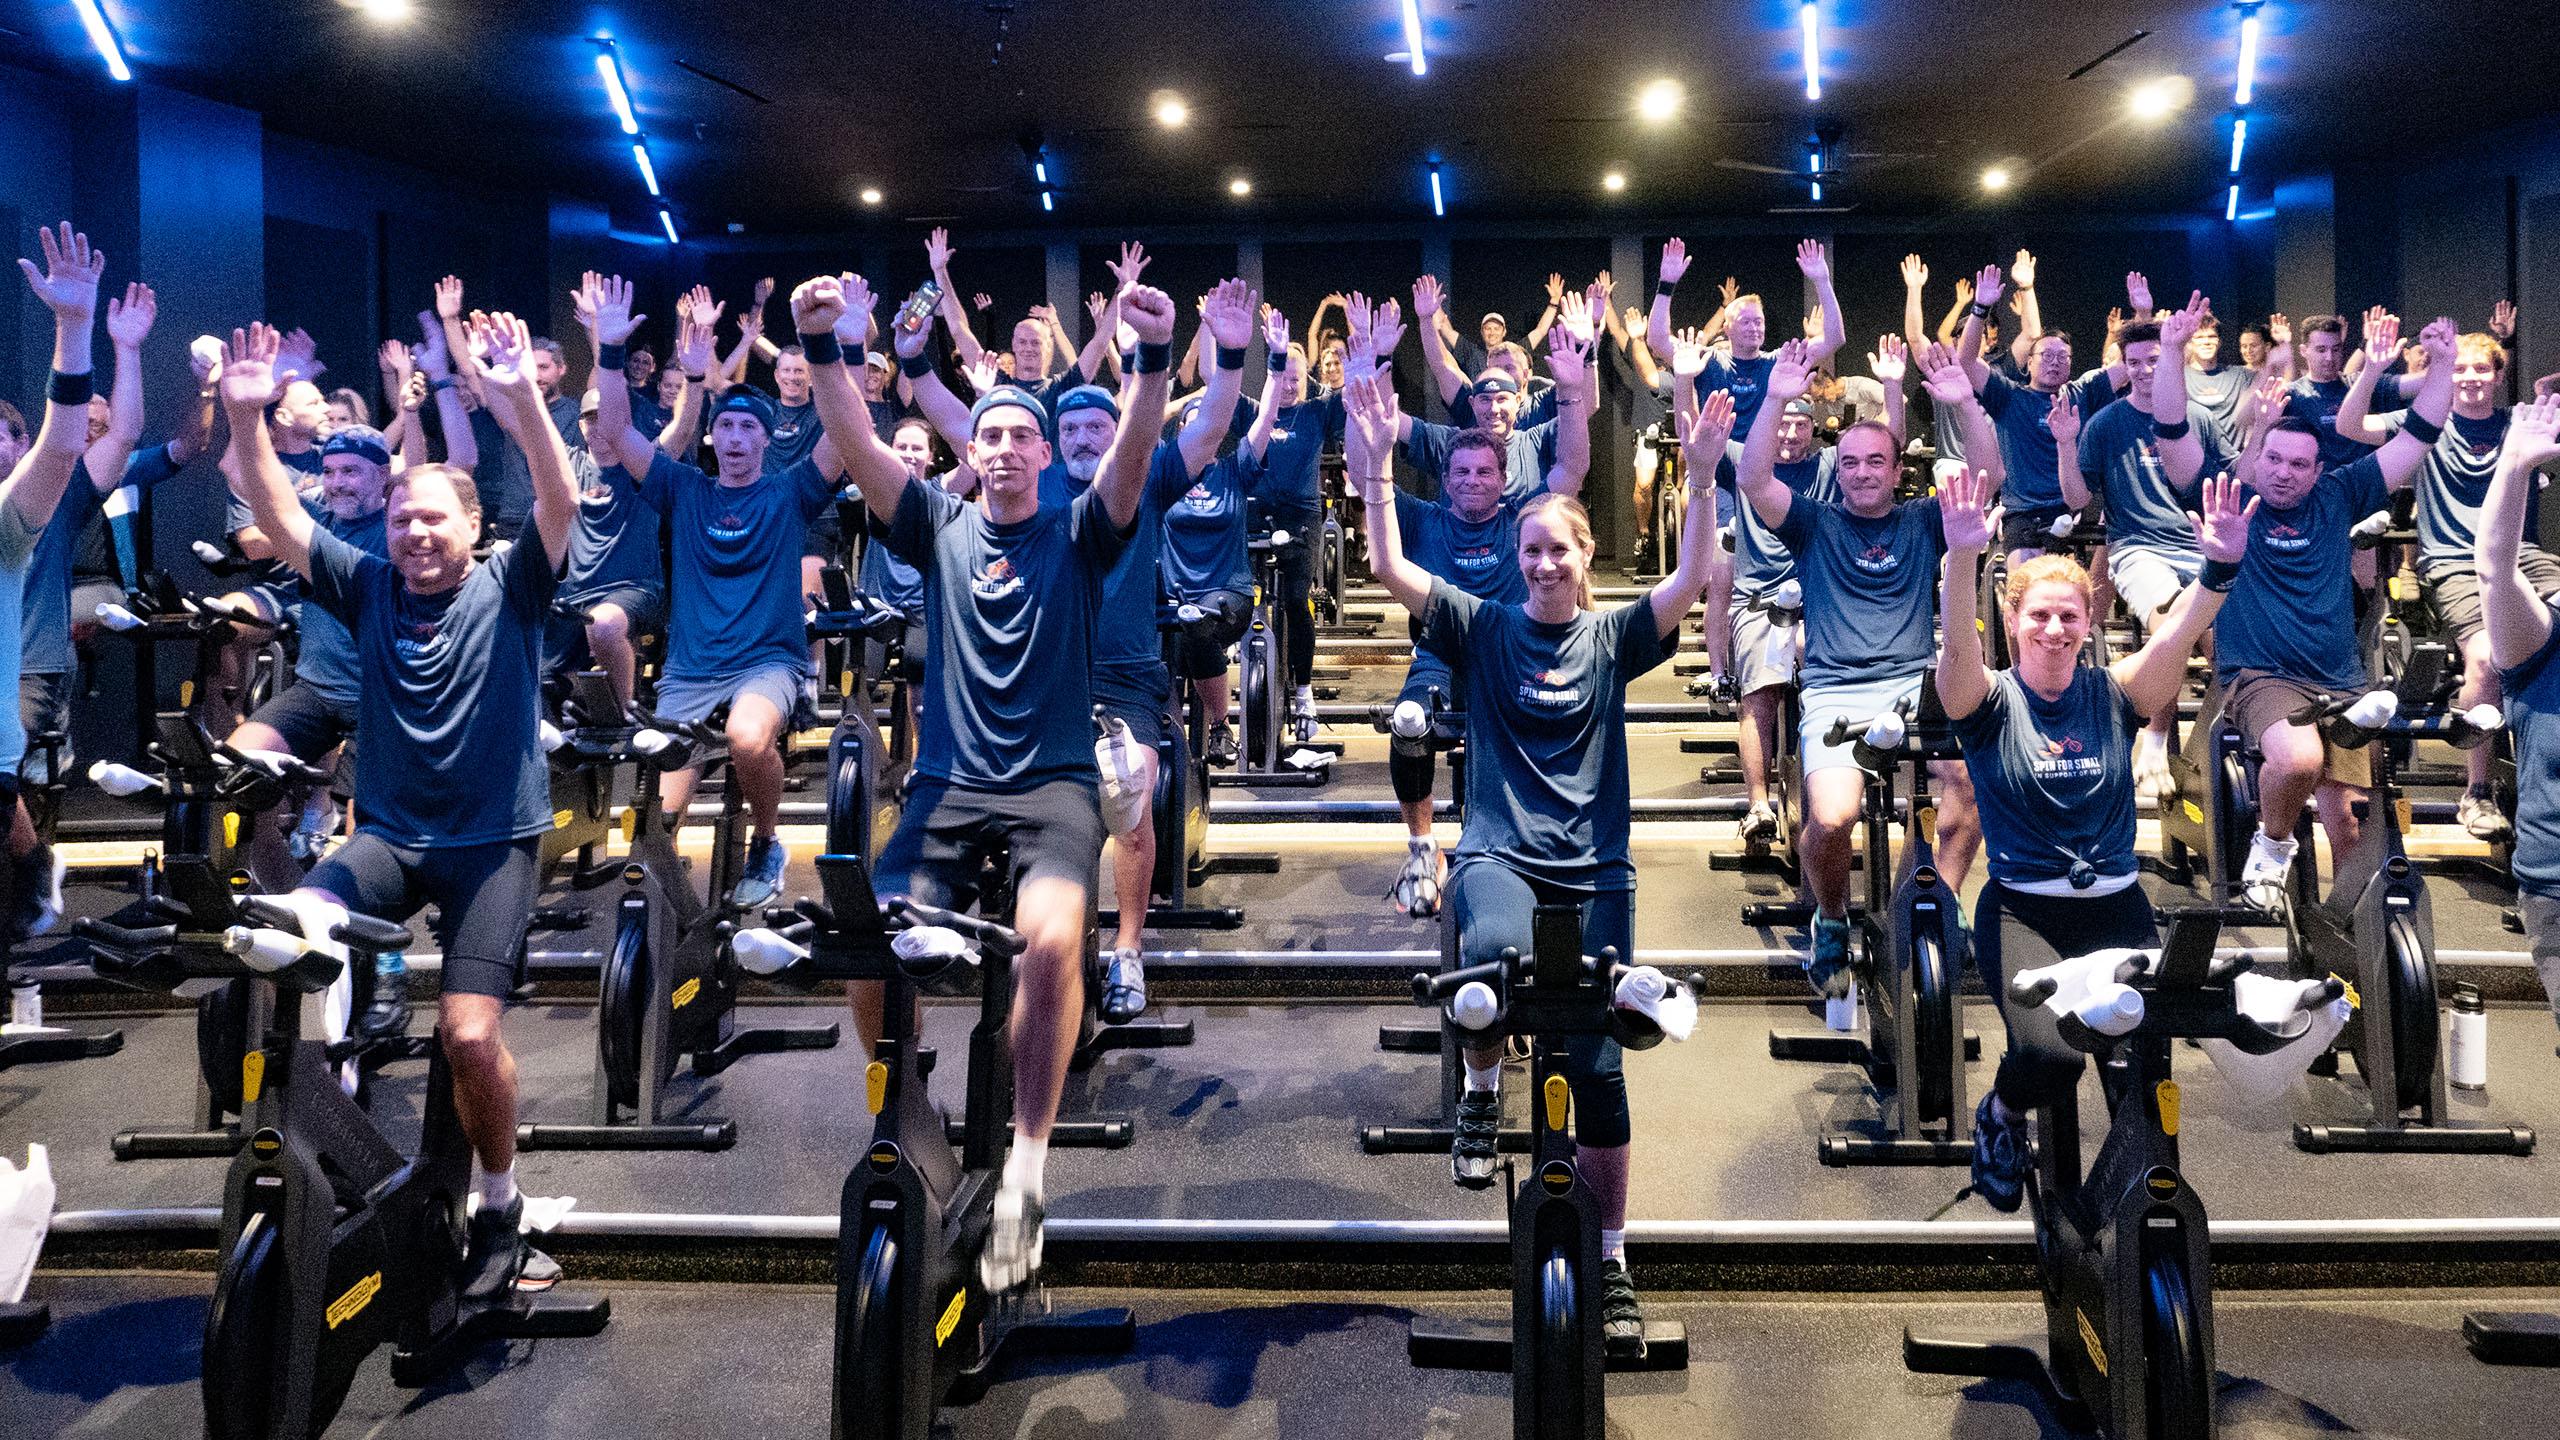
[430,377,456,393]
[1657,277,1678,299]
[797,331,842,366]
[595,341,627,371]
[684,370,707,383]
[2199,558,2242,593]
[2153,417,2191,441]
[844,344,866,371]
[48,371,91,407]
[1966,301,1990,320]
[2399,412,2444,446]
[898,353,934,380]
[1214,343,1248,372]
[1132,340,1173,375]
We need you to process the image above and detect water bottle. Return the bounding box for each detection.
[1450,981,1501,1032]
[2448,982,2489,1092]
[8,980,40,1031]
[1825,980,1862,1033]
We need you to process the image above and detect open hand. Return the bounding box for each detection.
[104,280,156,348]
[2186,473,2258,565]
[217,323,282,412]
[1938,466,1999,557]
[19,223,105,319]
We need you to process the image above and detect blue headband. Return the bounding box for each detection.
[320,425,390,467]
[1471,374,1520,398]
[710,386,777,433]
[1051,384,1120,424]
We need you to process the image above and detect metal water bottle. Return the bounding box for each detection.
[2448,982,2489,1091]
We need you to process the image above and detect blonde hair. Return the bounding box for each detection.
[1517,493,1597,610]
[2458,332,2508,374]
[2005,553,2092,618]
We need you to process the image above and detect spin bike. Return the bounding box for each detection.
[1700,581,1806,879]
[1762,679,1978,1166]
[1120,605,1282,931]
[1907,911,2342,1440]
[2272,656,2535,1156]
[1229,524,1338,784]
[75,860,610,1440]
[514,705,840,1152]
[1403,904,1690,1439]
[735,853,1139,1439]
[808,570,916,864]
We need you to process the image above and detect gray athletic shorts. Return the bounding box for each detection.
[653,662,806,728]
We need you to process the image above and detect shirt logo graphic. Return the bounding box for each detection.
[973,555,1024,600]
[2265,521,2309,553]
[710,509,751,542]
[1853,543,1899,576]
[394,616,445,660]
[1518,666,1580,708]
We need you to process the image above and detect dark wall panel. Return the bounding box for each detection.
[1261,238,1425,403]
[264,217,374,413]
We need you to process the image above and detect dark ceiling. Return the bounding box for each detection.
[8,1,2555,236]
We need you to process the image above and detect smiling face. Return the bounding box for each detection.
[890,420,936,480]
[1057,407,1118,484]
[624,346,656,389]
[2187,323,2222,369]
[2120,339,2163,406]
[2253,426,2323,508]
[1473,373,1522,438]
[1835,423,1899,515]
[1010,320,1048,380]
[2453,335,2505,415]
[967,403,1053,512]
[1517,506,1590,610]
[709,410,771,482]
[1272,344,1306,406]
[2238,329,2270,368]
[1445,442,1506,521]
[384,466,478,593]
[657,368,687,408]
[2012,577,2091,668]
[774,350,812,405]
[2303,327,2346,384]
[1317,340,1345,390]
[318,452,388,520]
[1727,297,1766,355]
[1775,409,1815,464]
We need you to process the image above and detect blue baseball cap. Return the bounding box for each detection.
[320,425,390,467]
[968,384,1052,433]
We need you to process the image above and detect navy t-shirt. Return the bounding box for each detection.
[2081,395,2229,558]
[1396,487,1547,606]
[2214,454,2391,693]
[625,451,841,682]
[1247,393,1346,524]
[2410,408,2524,572]
[1954,667,2141,887]
[1694,351,1777,440]
[1055,441,1194,676]
[1404,418,1558,506]
[477,393,585,536]
[304,527,560,847]
[1979,368,2118,513]
[884,480,1131,792]
[1733,444,1835,595]
[294,502,392,706]
[1162,448,1253,600]
[2188,364,2254,451]
[858,513,926,613]
[763,399,823,475]
[560,449,664,600]
[1421,579,1677,890]
[1775,494,1946,689]
[2284,377,2383,469]
[22,445,182,675]
[2500,604,2560,896]
[226,446,322,592]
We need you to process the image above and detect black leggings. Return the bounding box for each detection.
[1971,879,2159,1112]
[1275,539,1315,689]
[1449,860,1633,1148]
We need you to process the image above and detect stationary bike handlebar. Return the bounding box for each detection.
[885,897,1027,958]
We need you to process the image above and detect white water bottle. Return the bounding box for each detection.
[1825,980,1862,1033]
[2448,982,2488,1092]
[1450,980,1501,1032]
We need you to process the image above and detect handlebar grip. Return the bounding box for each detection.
[235,895,296,931]
[88,760,162,797]
[2009,973,2059,1007]
[330,912,415,953]
[72,916,179,951]
[190,539,225,565]
[1415,958,1508,1003]
[94,602,144,632]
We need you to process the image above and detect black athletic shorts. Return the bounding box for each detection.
[875,778,1105,916]
[1092,662,1171,753]
[247,681,360,764]
[305,833,542,999]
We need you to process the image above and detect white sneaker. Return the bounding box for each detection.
[979,1183,1045,1294]
[2134,730,2173,804]
[2241,831,2298,911]
[2458,792,2511,841]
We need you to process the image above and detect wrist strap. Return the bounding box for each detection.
[1132,340,1173,375]
[898,353,934,380]
[1214,343,1248,372]
[2199,557,2242,593]
[2153,416,2192,441]
[844,344,866,371]
[2399,412,2445,446]
[595,341,627,372]
[430,377,457,393]
[1966,300,1990,320]
[48,370,92,407]
[684,370,707,383]
[1657,277,1678,299]
[798,331,843,367]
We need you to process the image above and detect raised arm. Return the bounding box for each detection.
[2332,310,2404,446]
[923,228,984,368]
[2480,395,2560,668]
[2371,318,2458,491]
[1620,307,1667,394]
[890,297,974,457]
[793,274,912,524]
[1734,339,1814,531]
[573,271,655,472]
[1646,239,1691,365]
[1920,340,2003,496]
[657,311,714,458]
[4,223,105,533]
[2050,390,2091,512]
[413,310,475,470]
[1099,284,1180,529]
[2109,475,2252,718]
[83,280,153,495]
[1077,290,1118,383]
[1345,369,1431,615]
[1899,253,1931,355]
[1412,275,1471,405]
[2148,292,2211,488]
[1933,466,2001,720]
[1521,272,1565,352]
[1176,278,1257,476]
[2004,250,2044,371]
[466,311,576,570]
[1796,239,1845,367]
[1867,334,1909,448]
[1541,300,1595,499]
[1935,273,1973,348]
[1241,307,1289,464]
[1654,389,1735,638]
[214,323,316,575]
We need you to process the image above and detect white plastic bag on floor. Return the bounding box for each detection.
[1,1145,56,1304]
[2198,972,2352,1109]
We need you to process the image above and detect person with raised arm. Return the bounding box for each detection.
[1952,262,2125,565]
[1647,238,1844,443]
[2477,395,2560,1031]
[1347,348,1729,1356]
[218,308,578,1299]
[1224,303,1341,744]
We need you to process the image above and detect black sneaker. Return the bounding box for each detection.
[459,1193,528,1302]
[359,952,410,1040]
[1601,1258,1647,1361]
[1970,1094,2029,1214]
[1452,1087,1500,1189]
[1205,722,1239,769]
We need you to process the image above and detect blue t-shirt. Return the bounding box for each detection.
[1775,494,1945,689]
[762,399,823,475]
[2214,454,2392,693]
[1162,448,1253,601]
[885,480,1131,792]
[293,502,392,706]
[625,450,840,682]
[560,449,664,600]
[2410,408,2522,572]
[1734,444,1836,596]
[2081,395,2229,558]
[225,446,322,593]
[0,505,40,773]
[478,394,585,535]
[1246,393,1345,523]
[1396,487,1548,606]
[1694,351,1777,440]
[1403,418,1559,506]
[2501,604,2560,897]
[2188,364,2255,452]
[2284,377,2384,469]
[22,445,183,675]
[1053,442,1195,677]
[1420,579,1677,890]
[1953,667,2141,887]
[858,518,925,613]
[1978,368,2119,514]
[304,527,560,847]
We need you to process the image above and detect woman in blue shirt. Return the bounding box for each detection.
[1933,465,2252,1210]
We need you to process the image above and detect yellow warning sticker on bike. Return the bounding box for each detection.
[1543,1073,1569,1132]
[935,1288,967,1346]
[2335,975,2360,1011]
[224,811,241,850]
[326,1271,381,1329]
[866,1061,888,1115]
[553,809,573,830]
[180,679,196,707]
[2077,1307,2108,1376]
[2156,1080,2181,1137]
[241,1050,265,1105]
[2182,801,2204,824]
[671,977,700,1010]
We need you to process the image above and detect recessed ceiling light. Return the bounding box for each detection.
[1602,171,1628,193]
[2127,75,2193,123]
[1636,78,1683,124]
[1228,177,1253,197]
[1151,91,1189,128]
[351,0,414,22]
[1980,165,2013,192]
[859,187,883,206]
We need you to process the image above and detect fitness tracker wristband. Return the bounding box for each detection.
[1657,277,1678,299]
[1132,340,1174,375]
[797,331,842,367]
[595,341,627,372]
[1966,300,1991,321]
[429,377,457,393]
[1214,343,1248,371]
[2153,417,2191,441]
[2399,412,2445,447]
[898,353,934,380]
[48,370,92,407]
[2199,557,2242,593]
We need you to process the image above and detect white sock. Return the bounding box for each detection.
[1601,1228,1627,1263]
[1292,685,1314,705]
[476,1165,517,1211]
[1464,1058,1502,1093]
[1004,1133,1050,1201]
